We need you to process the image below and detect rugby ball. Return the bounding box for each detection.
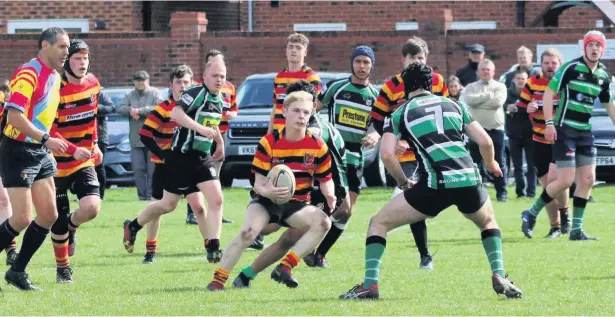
[267,164,296,204]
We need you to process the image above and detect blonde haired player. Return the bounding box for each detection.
[207,91,336,291]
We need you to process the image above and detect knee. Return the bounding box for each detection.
[577,173,595,188]
[191,205,205,216]
[0,193,10,209]
[208,194,223,211]
[83,202,101,220]
[160,200,179,214]
[11,211,33,229]
[332,209,351,224]
[239,227,258,244]
[312,210,331,232]
[38,207,59,227]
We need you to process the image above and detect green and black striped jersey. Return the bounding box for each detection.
[308,115,349,191]
[319,77,378,168]
[384,93,480,189]
[171,84,224,154]
[549,57,613,131]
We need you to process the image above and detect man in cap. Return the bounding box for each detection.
[117,70,163,201]
[456,43,486,86]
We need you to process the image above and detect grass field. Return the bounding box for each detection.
[1,185,615,315]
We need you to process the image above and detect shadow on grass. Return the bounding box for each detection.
[388,236,528,247]
[100,252,201,259]
[131,286,207,295]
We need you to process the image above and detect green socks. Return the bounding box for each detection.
[363,235,386,289]
[481,229,505,278]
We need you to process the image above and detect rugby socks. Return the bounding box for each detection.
[559,206,570,219]
[6,238,17,253]
[481,229,505,278]
[240,265,258,280]
[205,239,220,252]
[409,220,429,257]
[363,235,386,289]
[0,220,19,252]
[315,217,346,257]
[212,267,230,286]
[146,239,157,254]
[12,221,49,272]
[52,237,70,269]
[571,197,588,234]
[128,218,143,233]
[528,190,554,217]
[68,213,79,231]
[280,250,300,270]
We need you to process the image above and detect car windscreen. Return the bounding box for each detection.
[236,76,343,109]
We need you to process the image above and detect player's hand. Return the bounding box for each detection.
[130,108,140,120]
[45,137,68,154]
[527,101,538,113]
[395,140,410,156]
[545,125,557,142]
[485,160,503,177]
[361,131,380,149]
[197,126,216,139]
[506,104,518,114]
[93,145,104,165]
[73,147,91,161]
[212,144,224,161]
[326,195,337,212]
[263,180,290,202]
[226,111,238,121]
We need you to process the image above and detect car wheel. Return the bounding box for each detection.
[363,154,387,187]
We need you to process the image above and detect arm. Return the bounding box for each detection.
[380,132,408,186]
[138,89,161,117]
[97,90,116,115]
[314,144,336,209]
[170,106,208,134]
[115,93,132,116]
[479,83,507,110]
[139,134,166,160]
[139,108,167,160]
[598,75,615,124]
[267,90,277,134]
[541,88,556,122]
[465,121,495,167]
[460,84,491,106]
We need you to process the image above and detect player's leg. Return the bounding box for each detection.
[340,184,435,300]
[551,163,571,234]
[143,163,165,264]
[272,204,331,288]
[457,186,522,299]
[65,167,102,256]
[569,144,597,240]
[312,191,351,266]
[212,159,233,224]
[207,201,271,291]
[400,160,432,269]
[0,177,18,266]
[523,137,537,198]
[523,136,575,237]
[122,190,181,254]
[50,178,72,283]
[196,178,224,263]
[233,226,305,288]
[185,191,210,256]
[5,149,59,291]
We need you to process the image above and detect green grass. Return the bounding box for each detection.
[2,185,615,315]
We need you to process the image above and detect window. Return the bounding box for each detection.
[293,23,346,32]
[7,19,89,34]
[395,22,419,31]
[449,21,497,30]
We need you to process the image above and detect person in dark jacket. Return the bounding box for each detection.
[96,89,115,200]
[499,46,542,89]
[455,43,485,86]
[504,69,535,198]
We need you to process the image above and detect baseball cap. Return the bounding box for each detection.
[468,44,485,53]
[133,70,150,81]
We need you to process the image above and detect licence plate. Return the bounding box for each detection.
[239,145,257,155]
[596,156,615,166]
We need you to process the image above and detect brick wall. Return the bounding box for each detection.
[150,1,241,32]
[238,0,609,31]
[0,1,141,33]
[1,12,614,89]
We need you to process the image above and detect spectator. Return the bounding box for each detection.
[499,46,542,88]
[95,88,116,200]
[116,71,163,201]
[505,69,535,198]
[455,43,485,86]
[460,59,508,202]
[447,76,463,101]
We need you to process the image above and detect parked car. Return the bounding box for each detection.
[592,90,615,183]
[100,86,170,187]
[222,72,387,187]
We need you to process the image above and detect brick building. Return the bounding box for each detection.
[0,1,613,86]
